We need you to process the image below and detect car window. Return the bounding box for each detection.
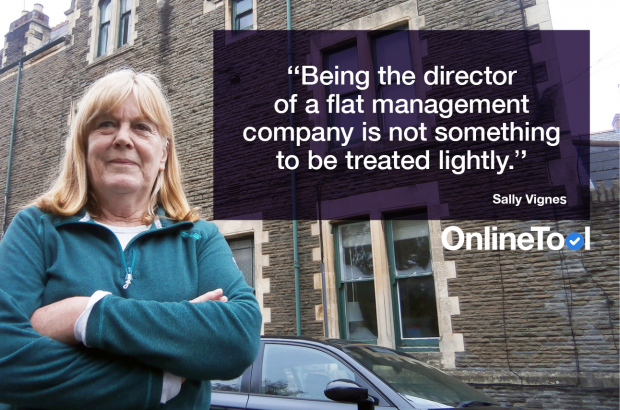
[212,375,243,392]
[261,344,356,401]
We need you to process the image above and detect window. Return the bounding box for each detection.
[318,183,462,364]
[334,221,378,342]
[232,0,253,32]
[89,0,136,62]
[261,344,356,401]
[212,375,242,392]
[385,215,439,348]
[98,0,111,56]
[305,1,427,157]
[324,45,365,148]
[227,236,254,288]
[320,30,417,150]
[118,0,132,48]
[212,216,270,334]
[371,28,418,132]
[333,216,439,349]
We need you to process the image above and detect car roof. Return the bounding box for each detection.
[259,335,375,351]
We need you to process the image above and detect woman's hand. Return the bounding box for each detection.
[30,296,90,345]
[190,288,228,303]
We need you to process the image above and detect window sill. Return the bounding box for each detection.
[397,346,440,353]
[87,43,134,68]
[225,27,257,45]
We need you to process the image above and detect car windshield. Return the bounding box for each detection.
[344,345,496,407]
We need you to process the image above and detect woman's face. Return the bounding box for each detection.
[86,95,168,204]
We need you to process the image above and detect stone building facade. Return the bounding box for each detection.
[0,0,617,409]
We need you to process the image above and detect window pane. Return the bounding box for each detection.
[237,11,253,31]
[227,237,254,287]
[388,217,439,340]
[212,375,242,392]
[98,23,109,56]
[345,281,378,341]
[374,30,412,74]
[339,222,373,281]
[235,0,253,14]
[392,219,431,276]
[100,0,111,23]
[338,222,377,342]
[373,30,417,132]
[118,14,131,47]
[397,275,439,338]
[120,0,132,13]
[261,344,356,401]
[325,45,359,95]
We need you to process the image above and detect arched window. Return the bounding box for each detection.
[118,0,132,48]
[98,0,111,56]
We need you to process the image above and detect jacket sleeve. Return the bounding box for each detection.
[85,222,262,381]
[0,210,164,410]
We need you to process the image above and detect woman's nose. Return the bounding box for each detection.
[113,123,134,148]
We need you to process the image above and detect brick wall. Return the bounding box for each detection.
[3,24,30,67]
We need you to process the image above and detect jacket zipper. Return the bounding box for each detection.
[123,267,133,289]
[55,217,193,290]
[122,250,137,289]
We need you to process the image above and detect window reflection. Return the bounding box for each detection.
[389,217,439,339]
[338,222,377,341]
[261,344,356,401]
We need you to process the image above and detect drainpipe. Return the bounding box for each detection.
[286,0,301,336]
[0,36,66,237]
[1,60,22,238]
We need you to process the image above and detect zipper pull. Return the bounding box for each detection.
[123,267,133,289]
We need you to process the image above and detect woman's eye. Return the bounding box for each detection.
[98,121,114,128]
[136,124,151,132]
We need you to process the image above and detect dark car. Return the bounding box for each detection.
[210,337,509,410]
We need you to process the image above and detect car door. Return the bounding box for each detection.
[246,342,395,410]
[210,366,252,410]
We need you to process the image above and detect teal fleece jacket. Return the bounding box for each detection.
[0,206,262,410]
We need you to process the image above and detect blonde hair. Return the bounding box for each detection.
[35,69,200,223]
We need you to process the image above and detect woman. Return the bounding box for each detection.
[0,69,261,409]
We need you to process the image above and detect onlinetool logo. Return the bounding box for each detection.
[442,226,590,251]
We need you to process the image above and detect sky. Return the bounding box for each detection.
[0,0,618,133]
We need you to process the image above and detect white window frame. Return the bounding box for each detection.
[203,0,258,45]
[87,0,138,64]
[317,182,464,369]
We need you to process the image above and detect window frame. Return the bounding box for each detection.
[316,181,464,366]
[227,235,255,288]
[211,216,271,335]
[304,1,429,159]
[323,42,365,149]
[333,221,379,344]
[221,0,258,45]
[117,0,132,48]
[370,26,418,135]
[232,0,253,32]
[384,215,440,350]
[97,0,112,57]
[88,0,138,64]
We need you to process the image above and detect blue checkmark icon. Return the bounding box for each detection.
[566,232,583,250]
